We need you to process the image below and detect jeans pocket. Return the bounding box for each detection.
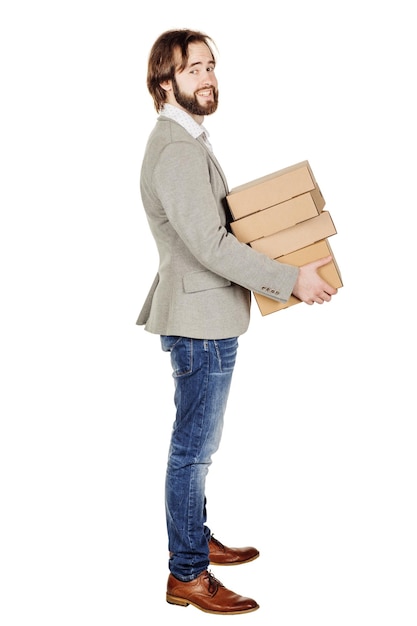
[160,335,192,377]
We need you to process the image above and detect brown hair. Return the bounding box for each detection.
[146,29,216,112]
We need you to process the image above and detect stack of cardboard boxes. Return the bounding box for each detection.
[226,161,343,315]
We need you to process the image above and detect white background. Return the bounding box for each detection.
[1,1,416,624]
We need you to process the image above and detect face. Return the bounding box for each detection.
[164,41,218,121]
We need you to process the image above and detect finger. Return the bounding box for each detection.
[312,255,333,269]
[321,283,338,296]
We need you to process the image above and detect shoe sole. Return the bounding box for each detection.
[166,594,260,615]
[209,552,260,566]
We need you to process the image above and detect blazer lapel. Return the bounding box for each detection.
[197,135,229,193]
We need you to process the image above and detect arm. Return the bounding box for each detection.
[153,141,299,303]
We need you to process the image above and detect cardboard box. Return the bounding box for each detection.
[250,211,336,258]
[230,192,322,244]
[226,160,324,219]
[254,239,343,315]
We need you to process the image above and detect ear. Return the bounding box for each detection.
[160,79,172,92]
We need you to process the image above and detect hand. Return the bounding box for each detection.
[292,255,338,305]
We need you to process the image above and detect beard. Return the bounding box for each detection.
[172,76,218,116]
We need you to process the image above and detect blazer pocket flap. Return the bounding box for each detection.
[183,270,231,293]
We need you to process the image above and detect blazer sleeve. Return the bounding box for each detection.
[153,140,299,303]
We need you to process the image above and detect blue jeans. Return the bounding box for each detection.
[160,335,239,581]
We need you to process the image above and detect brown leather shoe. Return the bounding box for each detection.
[209,536,259,566]
[166,570,259,614]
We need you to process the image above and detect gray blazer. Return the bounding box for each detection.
[137,117,299,339]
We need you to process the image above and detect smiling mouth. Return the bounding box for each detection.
[196,89,212,97]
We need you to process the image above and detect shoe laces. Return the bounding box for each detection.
[204,570,224,595]
[210,535,226,551]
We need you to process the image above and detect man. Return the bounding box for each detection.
[137,29,337,615]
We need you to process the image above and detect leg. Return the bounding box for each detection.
[160,336,238,582]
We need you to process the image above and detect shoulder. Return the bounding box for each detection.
[145,119,206,170]
[151,117,196,143]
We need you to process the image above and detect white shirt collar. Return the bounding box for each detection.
[160,104,211,143]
